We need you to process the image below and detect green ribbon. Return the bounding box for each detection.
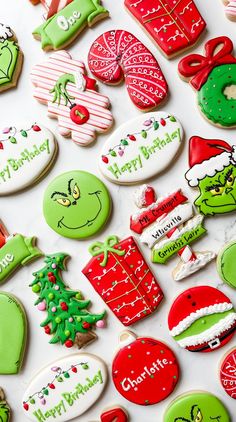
[89,235,125,267]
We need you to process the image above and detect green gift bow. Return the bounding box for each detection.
[89,235,125,267]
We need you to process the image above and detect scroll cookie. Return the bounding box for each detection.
[220,347,236,399]
[164,391,231,421]
[178,36,236,128]
[124,0,206,59]
[217,241,236,288]
[185,136,236,216]
[32,0,109,51]
[168,286,236,353]
[0,389,10,422]
[88,29,168,111]
[22,354,107,420]
[222,1,236,20]
[0,23,23,93]
[31,51,113,146]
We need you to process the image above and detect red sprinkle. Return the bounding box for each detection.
[82,321,90,330]
[65,340,74,348]
[60,302,68,311]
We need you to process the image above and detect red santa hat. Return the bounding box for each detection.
[185,137,236,187]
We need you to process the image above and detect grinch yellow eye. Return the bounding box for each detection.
[195,410,203,422]
[56,198,71,207]
[210,186,224,196]
[226,175,234,187]
[72,183,80,200]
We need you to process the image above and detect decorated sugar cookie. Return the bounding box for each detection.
[0,292,27,374]
[99,112,183,184]
[32,0,108,51]
[0,23,23,92]
[31,51,113,146]
[124,0,206,59]
[185,136,236,216]
[178,36,236,128]
[112,331,180,405]
[217,241,236,288]
[222,0,236,20]
[130,185,215,281]
[99,407,129,422]
[164,391,230,421]
[22,353,107,421]
[88,29,168,111]
[0,389,10,421]
[30,253,106,348]
[168,286,236,352]
[220,347,236,399]
[0,122,57,195]
[82,235,164,326]
[43,170,111,239]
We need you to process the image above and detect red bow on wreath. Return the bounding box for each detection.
[178,36,236,90]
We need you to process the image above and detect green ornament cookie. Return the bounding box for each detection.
[164,391,231,422]
[43,170,111,239]
[217,241,236,288]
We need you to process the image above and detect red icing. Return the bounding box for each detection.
[178,36,236,90]
[100,407,128,422]
[84,75,97,91]
[70,105,90,125]
[188,137,233,168]
[112,333,179,405]
[88,30,168,111]
[220,348,236,399]
[124,0,206,58]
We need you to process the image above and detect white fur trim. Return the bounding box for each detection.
[231,146,236,164]
[185,152,231,187]
[0,24,13,42]
[169,302,233,337]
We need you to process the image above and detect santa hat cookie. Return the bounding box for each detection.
[168,286,236,352]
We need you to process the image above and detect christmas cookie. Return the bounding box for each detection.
[124,0,206,59]
[164,391,231,421]
[178,36,236,128]
[0,23,23,93]
[100,407,129,422]
[31,51,113,146]
[88,29,168,111]
[30,253,106,348]
[222,1,236,20]
[82,235,164,326]
[0,122,57,195]
[22,353,107,420]
[99,112,183,185]
[43,170,111,239]
[217,241,236,289]
[185,136,236,216]
[220,347,236,399]
[112,331,180,405]
[32,0,108,51]
[168,286,236,353]
[0,292,27,374]
[0,389,10,421]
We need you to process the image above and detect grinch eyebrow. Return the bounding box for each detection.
[205,183,223,192]
[68,178,74,195]
[224,168,233,182]
[51,191,68,199]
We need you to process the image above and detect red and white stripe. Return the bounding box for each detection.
[40,0,73,19]
[166,226,197,263]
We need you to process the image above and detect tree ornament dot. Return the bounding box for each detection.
[48,293,54,300]
[77,317,82,322]
[55,317,61,324]
[48,272,54,277]
[75,292,82,300]
[69,317,73,322]
[65,330,70,337]
[96,319,106,328]
[44,325,51,334]
[51,306,57,313]
[37,301,46,311]
[39,272,44,278]
[32,284,41,293]
[82,321,90,330]
[49,275,56,283]
[52,263,57,269]
[65,339,74,348]
[54,285,59,290]
[60,302,68,311]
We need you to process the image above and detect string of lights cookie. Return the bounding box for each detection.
[0,123,41,148]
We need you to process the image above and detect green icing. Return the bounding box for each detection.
[198,64,236,127]
[0,392,10,422]
[164,391,230,421]
[50,73,75,106]
[0,292,27,374]
[217,241,236,288]
[0,40,19,87]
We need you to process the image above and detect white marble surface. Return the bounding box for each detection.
[1,0,236,420]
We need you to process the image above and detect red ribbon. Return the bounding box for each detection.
[100,407,128,422]
[178,36,236,90]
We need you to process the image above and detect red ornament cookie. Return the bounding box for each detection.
[112,331,180,405]
[88,30,168,111]
[220,347,236,399]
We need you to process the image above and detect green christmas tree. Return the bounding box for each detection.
[30,253,105,349]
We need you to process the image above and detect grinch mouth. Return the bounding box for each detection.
[203,194,236,208]
[57,191,102,230]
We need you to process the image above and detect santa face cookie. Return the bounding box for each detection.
[179,36,236,128]
[0,23,23,92]
[124,0,206,59]
[31,51,113,146]
[185,136,236,216]
[22,354,107,421]
[88,29,168,111]
[0,389,10,422]
[168,286,236,353]
[0,123,57,195]
[217,241,236,289]
[164,391,230,421]
[100,112,183,184]
[222,1,236,20]
[220,347,236,399]
[43,170,111,239]
[112,331,180,405]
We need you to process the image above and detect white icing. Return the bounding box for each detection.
[173,250,216,281]
[22,354,107,422]
[133,184,153,208]
[170,302,233,337]
[74,71,86,92]
[0,23,13,42]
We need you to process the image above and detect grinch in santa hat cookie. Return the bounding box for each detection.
[168,286,236,353]
[222,0,236,20]
[178,36,236,128]
[185,136,236,216]
[31,51,113,146]
[220,347,236,399]
[0,23,23,93]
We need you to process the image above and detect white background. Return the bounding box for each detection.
[1,0,236,420]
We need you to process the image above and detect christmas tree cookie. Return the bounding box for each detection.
[30,253,106,349]
[0,389,10,422]
[0,23,23,93]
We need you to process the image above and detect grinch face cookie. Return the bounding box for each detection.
[43,170,111,239]
[22,354,107,421]
[220,347,236,399]
[185,136,236,216]
[217,241,236,289]
[0,23,23,92]
[0,389,10,422]
[168,286,236,353]
[164,391,230,421]
[112,331,180,405]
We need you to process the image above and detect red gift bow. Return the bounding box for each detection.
[101,407,128,422]
[178,36,236,90]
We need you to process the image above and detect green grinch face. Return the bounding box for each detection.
[43,171,111,239]
[0,40,19,87]
[195,164,236,215]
